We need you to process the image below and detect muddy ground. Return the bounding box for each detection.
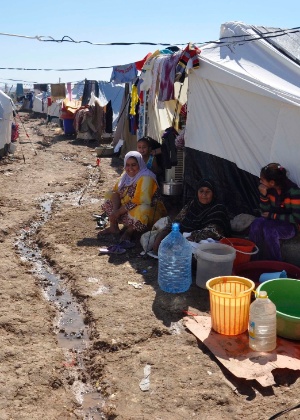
[1,112,300,419]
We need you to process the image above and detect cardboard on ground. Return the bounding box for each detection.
[185,315,300,387]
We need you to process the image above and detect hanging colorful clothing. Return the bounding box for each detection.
[158,51,181,102]
[110,63,138,84]
[175,43,201,82]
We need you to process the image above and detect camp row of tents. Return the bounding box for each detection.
[1,21,300,216]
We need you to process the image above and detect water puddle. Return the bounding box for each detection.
[15,194,105,419]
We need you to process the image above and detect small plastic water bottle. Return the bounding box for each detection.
[158,222,192,293]
[248,290,277,352]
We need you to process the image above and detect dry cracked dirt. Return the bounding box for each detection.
[1,112,300,419]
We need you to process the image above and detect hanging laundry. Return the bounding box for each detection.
[26,92,34,109]
[161,127,179,169]
[67,82,72,101]
[81,80,99,106]
[105,100,113,134]
[175,127,185,149]
[16,83,24,98]
[158,51,181,102]
[51,83,66,100]
[137,103,145,140]
[148,56,164,105]
[140,50,160,91]
[135,53,152,71]
[175,43,201,82]
[110,63,138,84]
[129,84,139,116]
[33,84,48,92]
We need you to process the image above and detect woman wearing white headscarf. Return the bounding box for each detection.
[99,151,167,241]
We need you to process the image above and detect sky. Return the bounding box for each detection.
[1,0,300,89]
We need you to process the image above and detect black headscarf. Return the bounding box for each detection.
[176,179,231,236]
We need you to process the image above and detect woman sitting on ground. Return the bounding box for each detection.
[249,163,300,261]
[152,179,231,253]
[99,151,167,242]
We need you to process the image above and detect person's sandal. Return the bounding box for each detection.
[118,240,135,249]
[99,244,126,255]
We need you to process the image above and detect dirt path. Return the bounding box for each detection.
[1,112,300,419]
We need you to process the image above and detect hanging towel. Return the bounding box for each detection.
[51,83,66,99]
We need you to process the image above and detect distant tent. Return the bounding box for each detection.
[32,93,48,115]
[0,90,15,157]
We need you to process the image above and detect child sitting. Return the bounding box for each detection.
[137,137,162,178]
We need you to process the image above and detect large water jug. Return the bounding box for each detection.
[158,223,192,293]
[248,290,277,352]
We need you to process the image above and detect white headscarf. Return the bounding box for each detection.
[118,151,157,190]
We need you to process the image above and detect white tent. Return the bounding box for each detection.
[0,90,15,156]
[184,21,300,213]
[31,93,61,119]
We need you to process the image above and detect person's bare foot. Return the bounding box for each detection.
[97,226,120,236]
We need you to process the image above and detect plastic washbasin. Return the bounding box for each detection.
[257,278,300,340]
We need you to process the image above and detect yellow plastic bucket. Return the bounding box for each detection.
[206,276,255,335]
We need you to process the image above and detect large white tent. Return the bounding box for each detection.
[184,21,300,213]
[0,90,15,156]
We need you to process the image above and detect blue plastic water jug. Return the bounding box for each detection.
[158,223,192,293]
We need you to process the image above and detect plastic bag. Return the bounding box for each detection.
[140,216,171,252]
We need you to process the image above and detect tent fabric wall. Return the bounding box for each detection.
[183,148,260,216]
[185,21,300,206]
[0,90,15,155]
[112,83,137,158]
[32,93,48,115]
[187,68,300,186]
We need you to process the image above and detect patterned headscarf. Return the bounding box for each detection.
[118,151,157,190]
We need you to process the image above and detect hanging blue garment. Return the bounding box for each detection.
[110,63,138,84]
[16,83,24,98]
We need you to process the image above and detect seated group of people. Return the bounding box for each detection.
[98,138,300,262]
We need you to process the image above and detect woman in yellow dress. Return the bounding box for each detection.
[99,151,167,242]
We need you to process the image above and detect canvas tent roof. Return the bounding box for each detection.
[184,21,300,212]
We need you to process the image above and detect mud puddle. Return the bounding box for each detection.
[15,194,105,419]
